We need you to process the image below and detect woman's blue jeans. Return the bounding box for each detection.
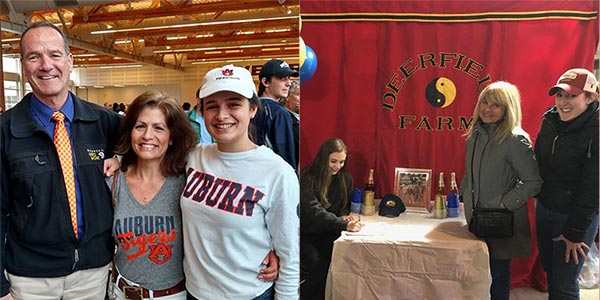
[489,257,511,300]
[536,202,599,300]
[186,285,273,300]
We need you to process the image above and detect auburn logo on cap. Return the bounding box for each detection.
[222,68,234,76]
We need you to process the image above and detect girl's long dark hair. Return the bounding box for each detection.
[300,137,350,208]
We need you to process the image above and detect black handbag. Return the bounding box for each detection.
[466,132,514,239]
[468,207,514,238]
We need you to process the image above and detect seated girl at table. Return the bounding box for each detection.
[300,137,364,300]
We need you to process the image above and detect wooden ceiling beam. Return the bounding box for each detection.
[1,19,183,71]
[2,48,20,55]
[109,18,297,39]
[2,2,299,69]
[144,31,297,47]
[72,0,299,24]
[186,46,298,60]
[74,58,135,65]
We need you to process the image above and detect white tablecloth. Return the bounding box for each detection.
[325,212,491,300]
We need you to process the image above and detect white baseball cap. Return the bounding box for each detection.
[199,64,257,99]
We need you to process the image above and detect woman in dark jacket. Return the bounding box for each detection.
[300,137,363,300]
[535,68,599,300]
[461,81,542,300]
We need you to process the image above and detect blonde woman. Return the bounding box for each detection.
[460,81,542,300]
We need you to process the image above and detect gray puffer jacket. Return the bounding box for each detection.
[461,122,542,259]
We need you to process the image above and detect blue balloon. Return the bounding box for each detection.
[300,45,318,83]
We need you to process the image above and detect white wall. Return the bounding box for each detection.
[73,64,205,106]
[84,84,183,106]
[71,60,300,107]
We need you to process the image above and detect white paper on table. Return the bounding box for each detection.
[342,221,412,237]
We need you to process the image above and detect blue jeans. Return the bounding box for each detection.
[186,285,273,300]
[252,286,274,300]
[536,203,599,300]
[488,257,511,300]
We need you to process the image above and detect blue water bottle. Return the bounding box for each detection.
[351,188,363,214]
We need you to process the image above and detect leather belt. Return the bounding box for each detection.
[112,275,185,299]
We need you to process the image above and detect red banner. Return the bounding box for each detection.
[300,0,598,195]
[300,0,598,291]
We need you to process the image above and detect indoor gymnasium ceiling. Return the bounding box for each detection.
[1,0,300,71]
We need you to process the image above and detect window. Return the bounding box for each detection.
[3,57,22,110]
[4,80,20,110]
[2,57,19,73]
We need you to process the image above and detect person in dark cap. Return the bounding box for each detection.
[251,59,299,170]
[535,68,599,300]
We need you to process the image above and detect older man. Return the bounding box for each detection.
[0,22,121,300]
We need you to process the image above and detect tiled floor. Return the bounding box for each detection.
[510,286,599,300]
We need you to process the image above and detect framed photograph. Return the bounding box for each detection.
[393,168,432,213]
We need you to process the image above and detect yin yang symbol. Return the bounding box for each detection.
[425,77,456,108]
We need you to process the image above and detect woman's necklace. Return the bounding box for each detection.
[128,169,165,204]
[137,178,162,204]
[140,189,149,203]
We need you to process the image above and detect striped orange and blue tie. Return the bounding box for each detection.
[51,111,78,238]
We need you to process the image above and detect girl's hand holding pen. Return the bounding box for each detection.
[346,219,364,232]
